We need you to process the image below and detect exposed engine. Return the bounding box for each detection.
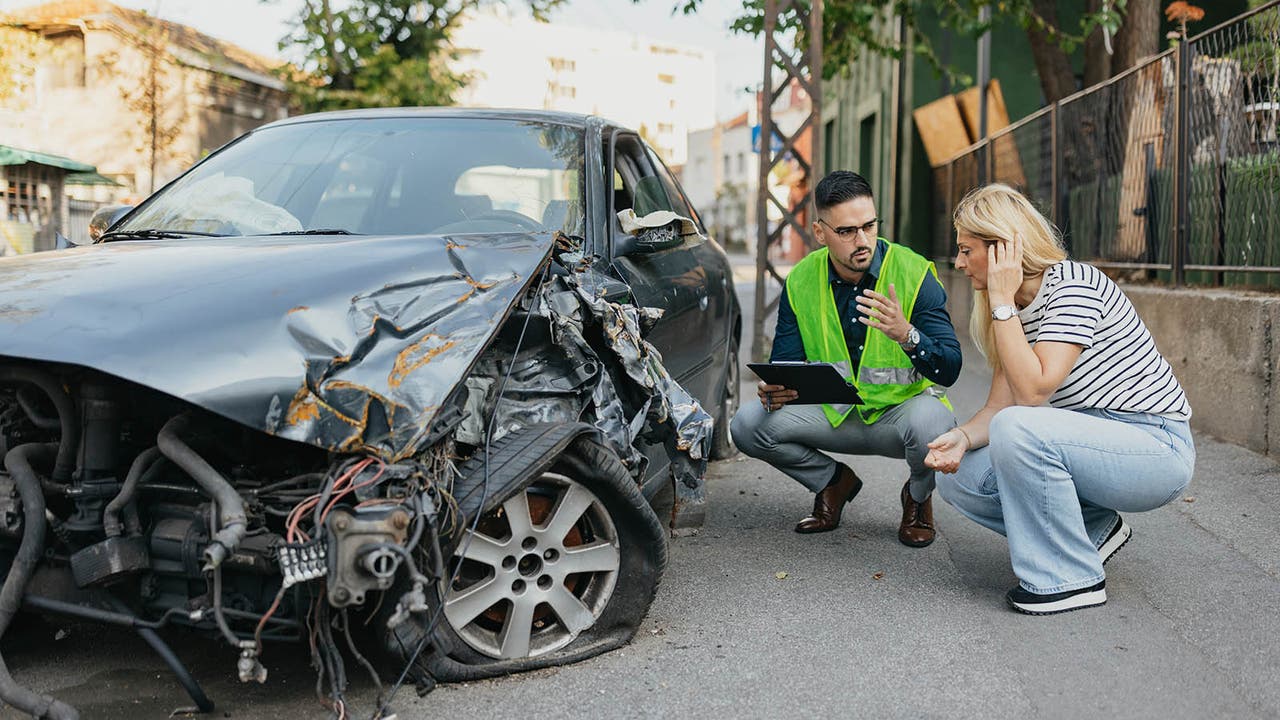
[0,231,713,719]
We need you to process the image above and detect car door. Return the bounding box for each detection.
[605,132,715,399]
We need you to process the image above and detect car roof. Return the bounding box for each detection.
[259,107,621,132]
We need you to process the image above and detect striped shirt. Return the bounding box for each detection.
[1018,261,1191,419]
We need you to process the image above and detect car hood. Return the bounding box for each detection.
[0,233,554,459]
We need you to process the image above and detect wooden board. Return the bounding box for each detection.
[956,79,1027,188]
[913,95,972,167]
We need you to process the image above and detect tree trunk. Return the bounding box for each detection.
[1111,0,1161,76]
[1026,0,1078,103]
[1083,0,1112,88]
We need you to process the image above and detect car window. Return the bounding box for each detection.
[115,118,586,239]
[609,134,678,221]
[644,145,705,234]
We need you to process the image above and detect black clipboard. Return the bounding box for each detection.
[747,362,862,405]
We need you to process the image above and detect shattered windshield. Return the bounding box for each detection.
[114,117,585,238]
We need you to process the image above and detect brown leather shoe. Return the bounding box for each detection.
[795,464,863,533]
[898,481,936,547]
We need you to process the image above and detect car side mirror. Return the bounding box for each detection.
[615,223,684,257]
[54,232,81,250]
[88,204,135,241]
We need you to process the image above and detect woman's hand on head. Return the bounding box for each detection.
[986,233,1024,306]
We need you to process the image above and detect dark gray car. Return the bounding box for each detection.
[0,108,740,718]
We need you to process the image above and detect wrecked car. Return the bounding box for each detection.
[0,108,741,718]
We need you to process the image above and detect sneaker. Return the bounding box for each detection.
[1098,517,1132,565]
[1006,580,1107,615]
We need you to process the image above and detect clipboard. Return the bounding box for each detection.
[746,362,862,405]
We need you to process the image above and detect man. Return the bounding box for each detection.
[730,171,961,546]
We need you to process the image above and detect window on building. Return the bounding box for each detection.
[657,122,674,135]
[657,73,675,85]
[737,153,745,174]
[723,155,731,175]
[548,57,576,72]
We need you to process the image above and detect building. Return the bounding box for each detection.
[449,6,715,165]
[685,80,813,257]
[0,0,289,198]
[0,144,110,251]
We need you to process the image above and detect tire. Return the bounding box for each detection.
[709,338,740,460]
[406,435,667,682]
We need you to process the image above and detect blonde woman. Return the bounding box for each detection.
[925,184,1194,615]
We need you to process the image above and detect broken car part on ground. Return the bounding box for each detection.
[0,109,737,719]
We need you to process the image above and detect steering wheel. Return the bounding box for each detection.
[472,209,544,231]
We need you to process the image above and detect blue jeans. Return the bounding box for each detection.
[936,406,1195,594]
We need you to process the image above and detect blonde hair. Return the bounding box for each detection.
[952,184,1067,368]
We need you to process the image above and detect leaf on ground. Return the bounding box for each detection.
[775,571,788,580]
[872,572,885,580]
[1183,496,1197,503]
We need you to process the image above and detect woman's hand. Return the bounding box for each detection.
[986,233,1024,306]
[757,381,797,412]
[924,428,971,473]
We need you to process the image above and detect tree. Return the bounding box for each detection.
[0,25,50,110]
[276,0,566,112]
[658,0,1163,105]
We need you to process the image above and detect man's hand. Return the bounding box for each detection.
[924,428,970,473]
[855,283,910,343]
[757,381,797,412]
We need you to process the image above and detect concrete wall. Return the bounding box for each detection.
[938,267,1280,458]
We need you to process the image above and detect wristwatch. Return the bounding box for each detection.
[991,304,1018,321]
[899,325,921,351]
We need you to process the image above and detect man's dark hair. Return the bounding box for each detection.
[814,171,874,211]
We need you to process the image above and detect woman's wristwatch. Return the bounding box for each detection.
[991,304,1018,321]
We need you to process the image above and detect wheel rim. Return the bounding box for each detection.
[722,345,739,419]
[442,472,621,660]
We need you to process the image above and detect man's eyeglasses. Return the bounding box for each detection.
[818,217,879,239]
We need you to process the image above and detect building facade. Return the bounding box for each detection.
[449,6,715,166]
[0,0,289,199]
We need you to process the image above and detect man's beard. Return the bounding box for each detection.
[839,250,871,273]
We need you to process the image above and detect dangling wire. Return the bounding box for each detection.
[373,255,556,719]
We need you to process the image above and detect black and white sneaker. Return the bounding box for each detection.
[1006,580,1107,615]
[1098,517,1132,565]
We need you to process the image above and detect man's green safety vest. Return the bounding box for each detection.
[785,242,951,427]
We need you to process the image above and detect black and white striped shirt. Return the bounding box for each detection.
[1018,261,1191,420]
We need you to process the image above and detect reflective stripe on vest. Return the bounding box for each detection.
[784,242,951,427]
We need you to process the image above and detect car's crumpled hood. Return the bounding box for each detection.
[0,233,553,459]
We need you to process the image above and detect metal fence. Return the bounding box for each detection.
[933,1,1280,289]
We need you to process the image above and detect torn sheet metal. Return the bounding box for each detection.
[471,235,712,498]
[0,232,554,460]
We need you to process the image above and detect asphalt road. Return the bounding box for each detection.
[4,277,1279,719]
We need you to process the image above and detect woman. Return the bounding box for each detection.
[926,184,1195,615]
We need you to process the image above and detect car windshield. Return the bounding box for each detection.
[113,117,586,239]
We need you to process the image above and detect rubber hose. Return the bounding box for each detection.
[102,446,162,538]
[0,367,78,485]
[0,443,80,720]
[156,414,246,570]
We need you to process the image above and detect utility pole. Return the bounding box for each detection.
[752,0,822,363]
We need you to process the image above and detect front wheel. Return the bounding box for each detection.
[709,340,740,459]
[419,436,666,681]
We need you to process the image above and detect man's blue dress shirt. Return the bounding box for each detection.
[771,238,963,387]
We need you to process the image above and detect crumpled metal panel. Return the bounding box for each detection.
[0,233,554,460]
[472,242,713,495]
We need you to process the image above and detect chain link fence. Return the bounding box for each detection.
[933,0,1280,289]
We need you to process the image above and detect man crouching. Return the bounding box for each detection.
[730,171,961,546]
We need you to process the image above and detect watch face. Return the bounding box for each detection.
[993,305,1016,321]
